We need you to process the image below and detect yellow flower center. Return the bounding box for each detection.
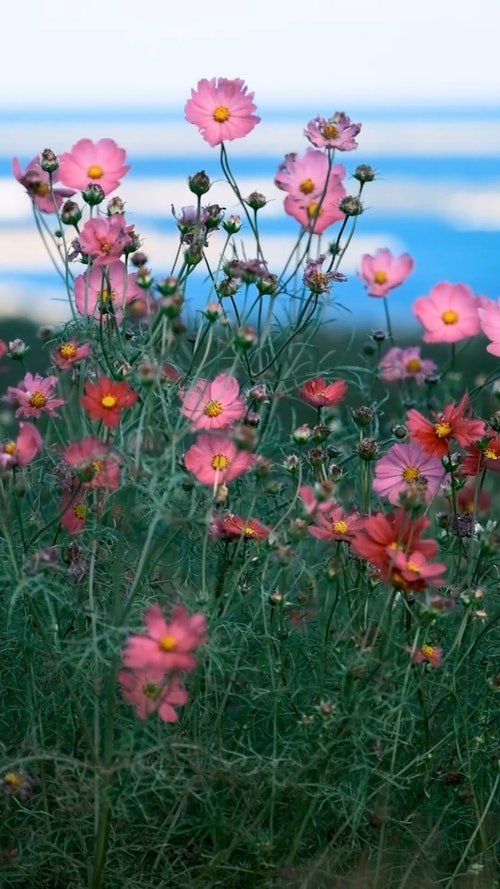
[92,459,104,472]
[434,421,451,438]
[406,358,421,373]
[74,504,87,519]
[483,448,498,460]
[442,309,459,325]
[143,681,161,700]
[29,391,47,408]
[243,526,255,536]
[323,123,338,140]
[300,177,315,195]
[402,465,419,482]
[211,454,230,470]
[98,287,114,307]
[406,560,421,573]
[204,399,223,418]
[213,105,230,122]
[421,644,435,658]
[59,342,77,359]
[388,541,403,551]
[33,181,50,196]
[159,634,177,652]
[310,273,328,289]
[373,270,388,285]
[3,441,16,455]
[307,201,322,218]
[332,520,348,534]
[101,394,117,408]
[87,164,104,179]
[3,772,21,791]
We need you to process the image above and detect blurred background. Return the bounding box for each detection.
[1,0,499,335]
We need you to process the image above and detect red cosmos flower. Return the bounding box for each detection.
[211,512,269,541]
[391,549,447,592]
[60,484,88,536]
[406,394,486,459]
[351,509,438,571]
[80,377,138,428]
[298,377,347,408]
[457,482,491,515]
[461,431,500,476]
[63,436,121,490]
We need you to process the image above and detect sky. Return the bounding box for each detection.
[4,0,500,110]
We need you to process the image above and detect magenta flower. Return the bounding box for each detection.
[52,338,91,370]
[118,669,188,722]
[74,261,143,322]
[77,216,135,267]
[298,377,347,408]
[180,373,246,431]
[185,77,260,147]
[379,346,437,385]
[303,255,341,293]
[64,436,121,491]
[184,433,255,486]
[6,372,65,419]
[372,442,447,505]
[0,423,43,470]
[307,504,365,543]
[12,156,76,213]
[122,604,206,674]
[304,112,361,151]
[478,297,500,356]
[58,138,130,195]
[358,248,414,298]
[408,643,443,668]
[412,282,481,343]
[275,150,346,234]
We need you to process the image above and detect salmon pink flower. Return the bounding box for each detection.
[351,509,438,572]
[211,512,269,541]
[117,668,188,722]
[307,504,364,543]
[298,485,339,518]
[0,423,43,470]
[299,377,347,408]
[406,394,486,459]
[372,442,447,505]
[379,346,437,384]
[6,372,65,419]
[12,156,76,213]
[304,112,361,151]
[184,434,255,486]
[60,485,88,536]
[180,373,246,431]
[185,77,260,147]
[413,282,481,343]
[80,377,138,428]
[477,297,500,356]
[391,550,447,591]
[122,604,206,673]
[74,261,144,322]
[64,436,121,490]
[358,248,414,298]
[52,338,91,370]
[409,643,443,667]
[457,482,490,514]
[77,216,134,267]
[58,138,130,195]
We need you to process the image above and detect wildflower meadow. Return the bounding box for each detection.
[2,76,500,888]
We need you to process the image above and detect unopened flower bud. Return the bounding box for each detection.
[203,301,223,321]
[372,330,386,342]
[351,406,374,428]
[215,483,228,504]
[131,251,148,268]
[314,479,335,501]
[40,148,59,173]
[269,590,284,606]
[107,196,126,215]
[184,243,203,266]
[60,200,82,225]
[82,183,105,206]
[283,454,301,473]
[338,195,364,216]
[357,437,379,461]
[156,276,179,296]
[161,293,184,318]
[289,517,308,540]
[489,411,500,432]
[327,463,343,481]
[311,424,331,443]
[232,423,257,450]
[292,424,312,444]
[204,204,225,230]
[245,191,267,210]
[353,164,376,183]
[188,170,211,196]
[217,277,239,298]
[308,447,325,467]
[256,273,279,296]
[8,339,29,359]
[222,214,242,235]
[247,384,268,405]
[38,325,55,342]
[424,373,439,387]
[254,456,271,477]
[392,424,408,440]
[235,325,258,349]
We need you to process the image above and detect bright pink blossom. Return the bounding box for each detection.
[379,346,437,384]
[358,248,414,298]
[64,436,121,490]
[77,216,134,267]
[118,668,189,722]
[185,77,260,147]
[180,373,246,431]
[184,434,255,486]
[52,338,91,370]
[74,261,144,322]
[12,156,75,213]
[275,150,346,234]
[477,297,500,356]
[298,485,339,518]
[0,423,43,470]
[122,604,206,673]
[412,282,481,343]
[409,644,443,668]
[307,504,365,543]
[304,112,361,151]
[6,372,65,419]
[299,377,347,408]
[58,138,130,195]
[372,442,447,505]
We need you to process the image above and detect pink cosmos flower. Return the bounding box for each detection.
[304,112,361,151]
[372,442,447,505]
[408,643,443,668]
[0,340,7,359]
[185,77,260,147]
[12,156,76,213]
[307,504,365,543]
[6,372,65,419]
[184,433,256,486]
[412,282,481,343]
[275,150,346,234]
[298,377,347,408]
[180,373,246,431]
[58,138,130,195]
[64,436,121,490]
[358,248,414,298]
[74,261,144,322]
[298,485,339,518]
[477,297,500,356]
[117,668,189,722]
[60,485,87,536]
[122,604,206,673]
[379,346,437,385]
[0,423,43,470]
[77,216,134,267]
[52,338,91,370]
